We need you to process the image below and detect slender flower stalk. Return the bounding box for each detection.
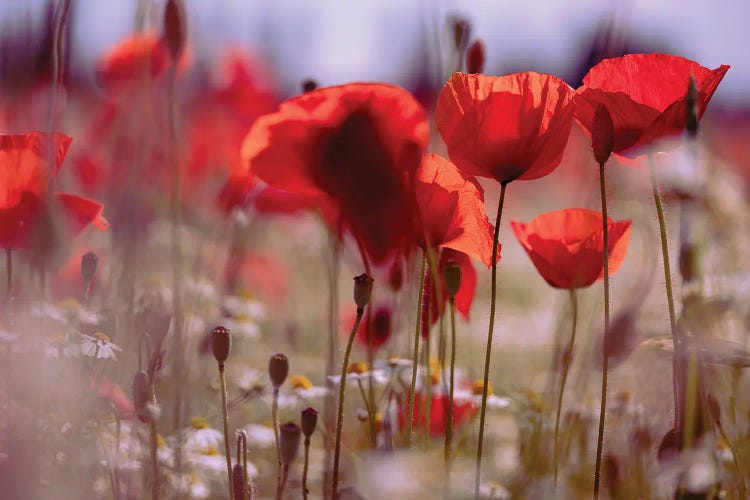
[323,219,341,500]
[444,273,459,499]
[269,353,289,497]
[554,288,578,484]
[150,419,159,500]
[424,294,432,448]
[407,254,428,447]
[4,249,11,312]
[593,163,610,499]
[212,326,234,500]
[301,408,318,500]
[475,181,508,497]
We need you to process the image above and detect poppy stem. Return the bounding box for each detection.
[323,221,341,500]
[407,253,427,448]
[332,308,364,499]
[354,235,377,448]
[149,418,159,500]
[425,299,432,448]
[273,387,281,497]
[594,163,610,499]
[219,364,235,500]
[475,181,508,498]
[554,288,577,486]
[303,435,311,500]
[444,296,457,499]
[4,249,11,313]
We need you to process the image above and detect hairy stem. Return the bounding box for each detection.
[444,297,457,499]
[554,288,578,485]
[407,254,428,447]
[220,365,235,500]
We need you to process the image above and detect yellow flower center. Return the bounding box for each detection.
[202,446,220,456]
[191,416,210,429]
[472,379,492,396]
[93,332,111,342]
[347,362,368,375]
[238,289,255,300]
[156,434,167,448]
[430,370,441,386]
[290,375,313,390]
[57,298,82,311]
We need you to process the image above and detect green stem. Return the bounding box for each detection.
[425,304,432,448]
[594,163,610,499]
[273,387,281,497]
[444,297,457,499]
[332,309,364,499]
[220,365,235,500]
[475,181,507,498]
[554,288,578,485]
[303,436,311,500]
[407,254,428,447]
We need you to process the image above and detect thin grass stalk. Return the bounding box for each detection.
[475,181,508,498]
[444,296,457,499]
[407,254,428,447]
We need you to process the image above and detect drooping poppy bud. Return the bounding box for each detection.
[133,370,154,423]
[686,75,699,136]
[592,104,615,166]
[163,0,186,60]
[301,79,318,93]
[269,353,289,388]
[301,407,318,438]
[449,15,471,51]
[353,273,373,311]
[466,39,485,74]
[443,260,462,298]
[211,325,231,365]
[279,422,302,464]
[81,251,98,286]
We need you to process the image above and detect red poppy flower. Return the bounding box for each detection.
[344,304,393,351]
[511,208,631,289]
[0,132,108,249]
[574,54,729,157]
[96,31,171,89]
[91,375,135,420]
[402,392,477,437]
[241,83,429,263]
[436,72,575,183]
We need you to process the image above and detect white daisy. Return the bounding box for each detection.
[80,333,122,360]
[223,294,266,321]
[244,424,275,449]
[185,418,224,452]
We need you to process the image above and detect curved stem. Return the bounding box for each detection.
[444,297,457,499]
[554,288,578,485]
[332,309,364,499]
[475,182,507,498]
[220,365,235,500]
[594,163,610,499]
[407,254,428,447]
[303,436,311,500]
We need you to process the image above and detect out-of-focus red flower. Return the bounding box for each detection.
[343,304,393,351]
[91,375,135,420]
[436,72,575,183]
[511,208,631,289]
[224,251,289,306]
[242,83,429,263]
[574,54,729,157]
[0,132,107,249]
[401,391,477,437]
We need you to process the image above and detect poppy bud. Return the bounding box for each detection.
[353,273,373,311]
[592,104,615,166]
[268,353,289,388]
[232,463,246,500]
[302,79,318,93]
[388,260,404,292]
[279,422,302,464]
[679,243,697,283]
[211,326,231,365]
[81,251,98,286]
[603,453,621,499]
[133,370,154,423]
[443,260,461,298]
[466,39,485,74]
[686,75,699,136]
[163,0,186,60]
[301,407,318,438]
[449,15,471,51]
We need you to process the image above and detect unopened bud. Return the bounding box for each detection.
[133,370,154,423]
[466,39,485,74]
[211,326,231,365]
[301,407,318,438]
[449,15,471,51]
[301,79,318,93]
[81,251,98,285]
[686,75,699,136]
[353,274,373,311]
[443,260,461,298]
[679,243,697,284]
[268,353,289,388]
[163,0,186,60]
[232,463,246,500]
[592,104,615,166]
[279,422,302,464]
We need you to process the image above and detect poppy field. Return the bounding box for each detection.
[1,2,748,499]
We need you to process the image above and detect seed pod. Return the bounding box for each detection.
[268,353,289,388]
[353,274,373,311]
[301,79,318,93]
[163,0,186,60]
[133,370,154,423]
[232,463,246,500]
[592,104,615,166]
[81,251,98,286]
[443,260,461,298]
[449,15,471,51]
[211,326,231,365]
[686,75,699,136]
[466,39,485,74]
[301,407,318,438]
[279,422,302,464]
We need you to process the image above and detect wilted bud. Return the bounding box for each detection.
[602,307,638,366]
[449,15,471,51]
[81,251,98,285]
[686,75,699,136]
[443,260,462,298]
[133,370,154,423]
[211,326,231,365]
[163,0,186,60]
[269,353,289,388]
[301,79,318,93]
[592,104,615,166]
[279,422,302,464]
[466,39,485,74]
[301,407,318,438]
[353,274,373,311]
